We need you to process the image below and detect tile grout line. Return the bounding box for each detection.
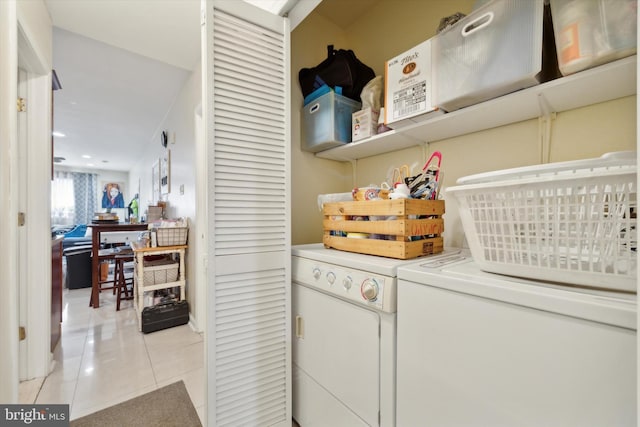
[33,288,86,411]
[68,305,92,414]
[66,288,90,415]
[142,327,161,390]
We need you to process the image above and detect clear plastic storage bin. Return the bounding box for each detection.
[302,91,361,153]
[447,152,637,292]
[550,0,637,75]
[433,0,545,112]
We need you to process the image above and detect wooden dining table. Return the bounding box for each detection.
[90,222,148,308]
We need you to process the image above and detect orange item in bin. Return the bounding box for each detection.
[99,262,109,281]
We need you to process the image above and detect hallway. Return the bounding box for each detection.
[19,287,205,422]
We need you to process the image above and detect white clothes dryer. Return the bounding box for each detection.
[396,255,637,427]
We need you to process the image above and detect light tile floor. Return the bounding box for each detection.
[19,287,205,423]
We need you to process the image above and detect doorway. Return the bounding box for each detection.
[16,21,55,385]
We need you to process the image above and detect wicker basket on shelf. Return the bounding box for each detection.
[156,227,188,246]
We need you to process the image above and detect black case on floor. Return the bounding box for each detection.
[141,300,189,334]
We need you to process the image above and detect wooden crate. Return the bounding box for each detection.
[323,199,444,259]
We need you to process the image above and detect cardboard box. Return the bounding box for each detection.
[384,38,438,125]
[352,108,380,142]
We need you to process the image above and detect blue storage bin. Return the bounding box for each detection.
[302,91,361,153]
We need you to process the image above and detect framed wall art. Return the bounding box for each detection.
[161,149,171,195]
[101,181,126,209]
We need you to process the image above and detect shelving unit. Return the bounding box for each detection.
[315,56,637,162]
[130,241,187,331]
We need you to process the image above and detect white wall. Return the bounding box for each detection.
[291,11,352,245]
[16,0,52,73]
[129,59,201,329]
[130,61,200,221]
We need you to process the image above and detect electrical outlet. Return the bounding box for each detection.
[180,184,184,195]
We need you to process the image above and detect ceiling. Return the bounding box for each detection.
[46,0,202,172]
[313,0,382,29]
[45,0,376,172]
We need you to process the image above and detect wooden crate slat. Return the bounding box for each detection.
[323,199,444,216]
[404,218,444,236]
[323,235,444,259]
[323,218,444,237]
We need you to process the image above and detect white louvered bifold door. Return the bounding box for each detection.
[204,1,291,426]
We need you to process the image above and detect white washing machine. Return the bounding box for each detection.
[292,244,452,427]
[396,255,637,427]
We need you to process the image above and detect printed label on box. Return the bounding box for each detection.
[385,38,436,124]
[392,81,427,120]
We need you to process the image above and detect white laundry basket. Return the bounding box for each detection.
[447,152,637,292]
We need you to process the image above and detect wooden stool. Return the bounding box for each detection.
[91,248,120,306]
[115,254,134,311]
[91,249,117,304]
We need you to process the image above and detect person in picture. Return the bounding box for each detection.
[102,183,125,208]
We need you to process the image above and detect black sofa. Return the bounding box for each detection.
[63,245,92,289]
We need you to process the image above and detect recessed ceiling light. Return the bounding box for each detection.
[82,154,91,159]
[52,131,65,137]
[87,163,95,167]
[102,160,109,163]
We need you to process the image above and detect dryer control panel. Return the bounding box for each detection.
[293,256,397,313]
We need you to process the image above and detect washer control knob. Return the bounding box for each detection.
[326,271,336,285]
[360,278,379,301]
[312,267,321,280]
[343,276,353,290]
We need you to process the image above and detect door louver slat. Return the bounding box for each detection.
[214,82,282,109]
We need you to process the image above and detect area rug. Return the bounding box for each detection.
[70,380,202,427]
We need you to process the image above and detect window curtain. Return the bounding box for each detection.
[51,171,97,226]
[72,172,97,224]
[51,171,75,226]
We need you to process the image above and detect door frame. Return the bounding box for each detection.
[193,103,206,332]
[17,22,54,381]
[0,0,21,403]
[0,1,53,403]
